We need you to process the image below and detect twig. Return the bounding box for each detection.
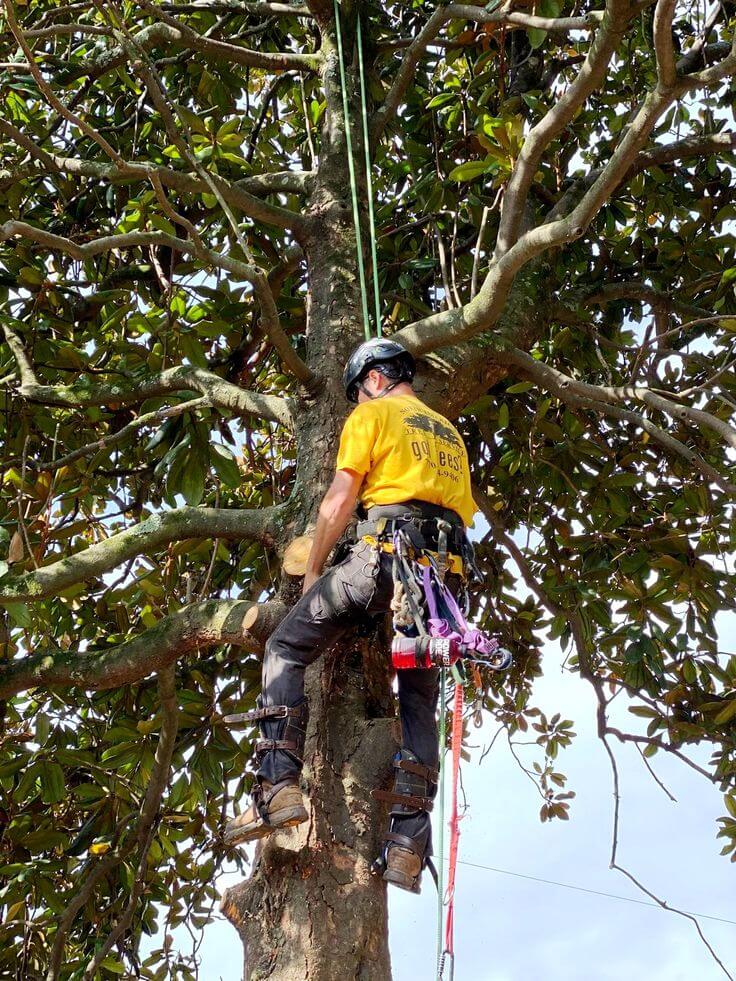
[602,735,733,980]
[83,665,179,978]
[635,743,677,802]
[42,397,210,472]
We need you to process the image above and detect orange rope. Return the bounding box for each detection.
[444,682,464,957]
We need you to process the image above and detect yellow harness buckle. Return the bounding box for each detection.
[361,535,464,576]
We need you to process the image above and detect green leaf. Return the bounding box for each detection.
[6,603,31,628]
[180,333,208,368]
[19,266,44,288]
[99,957,126,975]
[714,700,736,725]
[40,762,65,805]
[628,706,658,719]
[527,26,547,49]
[180,454,206,506]
[498,402,509,429]
[22,830,68,852]
[427,92,456,109]
[211,444,242,488]
[448,159,496,182]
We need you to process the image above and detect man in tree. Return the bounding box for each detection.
[224,337,477,892]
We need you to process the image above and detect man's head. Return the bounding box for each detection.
[342,339,416,404]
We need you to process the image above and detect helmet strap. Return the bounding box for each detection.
[357,378,401,401]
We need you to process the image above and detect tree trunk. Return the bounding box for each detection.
[222,637,399,981]
[222,26,401,979]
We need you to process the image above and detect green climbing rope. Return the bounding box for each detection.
[356,13,382,337]
[333,0,382,339]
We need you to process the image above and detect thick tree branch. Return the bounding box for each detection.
[676,1,727,75]
[2,320,294,427]
[0,599,272,699]
[653,0,677,87]
[0,504,286,603]
[494,0,635,257]
[503,348,736,494]
[395,31,736,358]
[56,7,320,84]
[0,223,315,384]
[0,153,310,227]
[159,1,313,13]
[371,5,448,146]
[447,3,604,33]
[550,132,736,221]
[505,347,736,449]
[633,131,736,173]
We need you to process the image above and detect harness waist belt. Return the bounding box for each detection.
[363,500,464,525]
[357,501,466,553]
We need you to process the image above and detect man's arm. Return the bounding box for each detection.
[302,469,363,594]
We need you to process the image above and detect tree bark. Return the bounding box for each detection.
[222,25,399,979]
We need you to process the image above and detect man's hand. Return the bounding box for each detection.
[302,569,319,596]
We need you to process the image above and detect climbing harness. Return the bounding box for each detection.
[365,501,512,975]
[333,0,382,339]
[358,505,512,981]
[391,561,512,673]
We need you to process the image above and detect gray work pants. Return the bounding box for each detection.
[258,539,461,854]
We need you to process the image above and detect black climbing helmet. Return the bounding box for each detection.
[342,338,416,403]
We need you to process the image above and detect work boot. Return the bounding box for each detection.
[223,778,308,847]
[384,841,423,891]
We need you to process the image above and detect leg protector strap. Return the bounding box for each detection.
[396,758,438,783]
[255,696,308,773]
[374,748,437,817]
[382,831,423,856]
[372,789,433,812]
[223,704,303,726]
[256,738,303,760]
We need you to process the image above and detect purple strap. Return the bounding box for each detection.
[421,565,499,657]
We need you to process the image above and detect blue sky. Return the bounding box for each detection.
[170,604,735,981]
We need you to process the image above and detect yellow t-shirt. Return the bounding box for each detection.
[335,394,476,528]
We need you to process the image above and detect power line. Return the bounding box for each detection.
[450,859,736,927]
